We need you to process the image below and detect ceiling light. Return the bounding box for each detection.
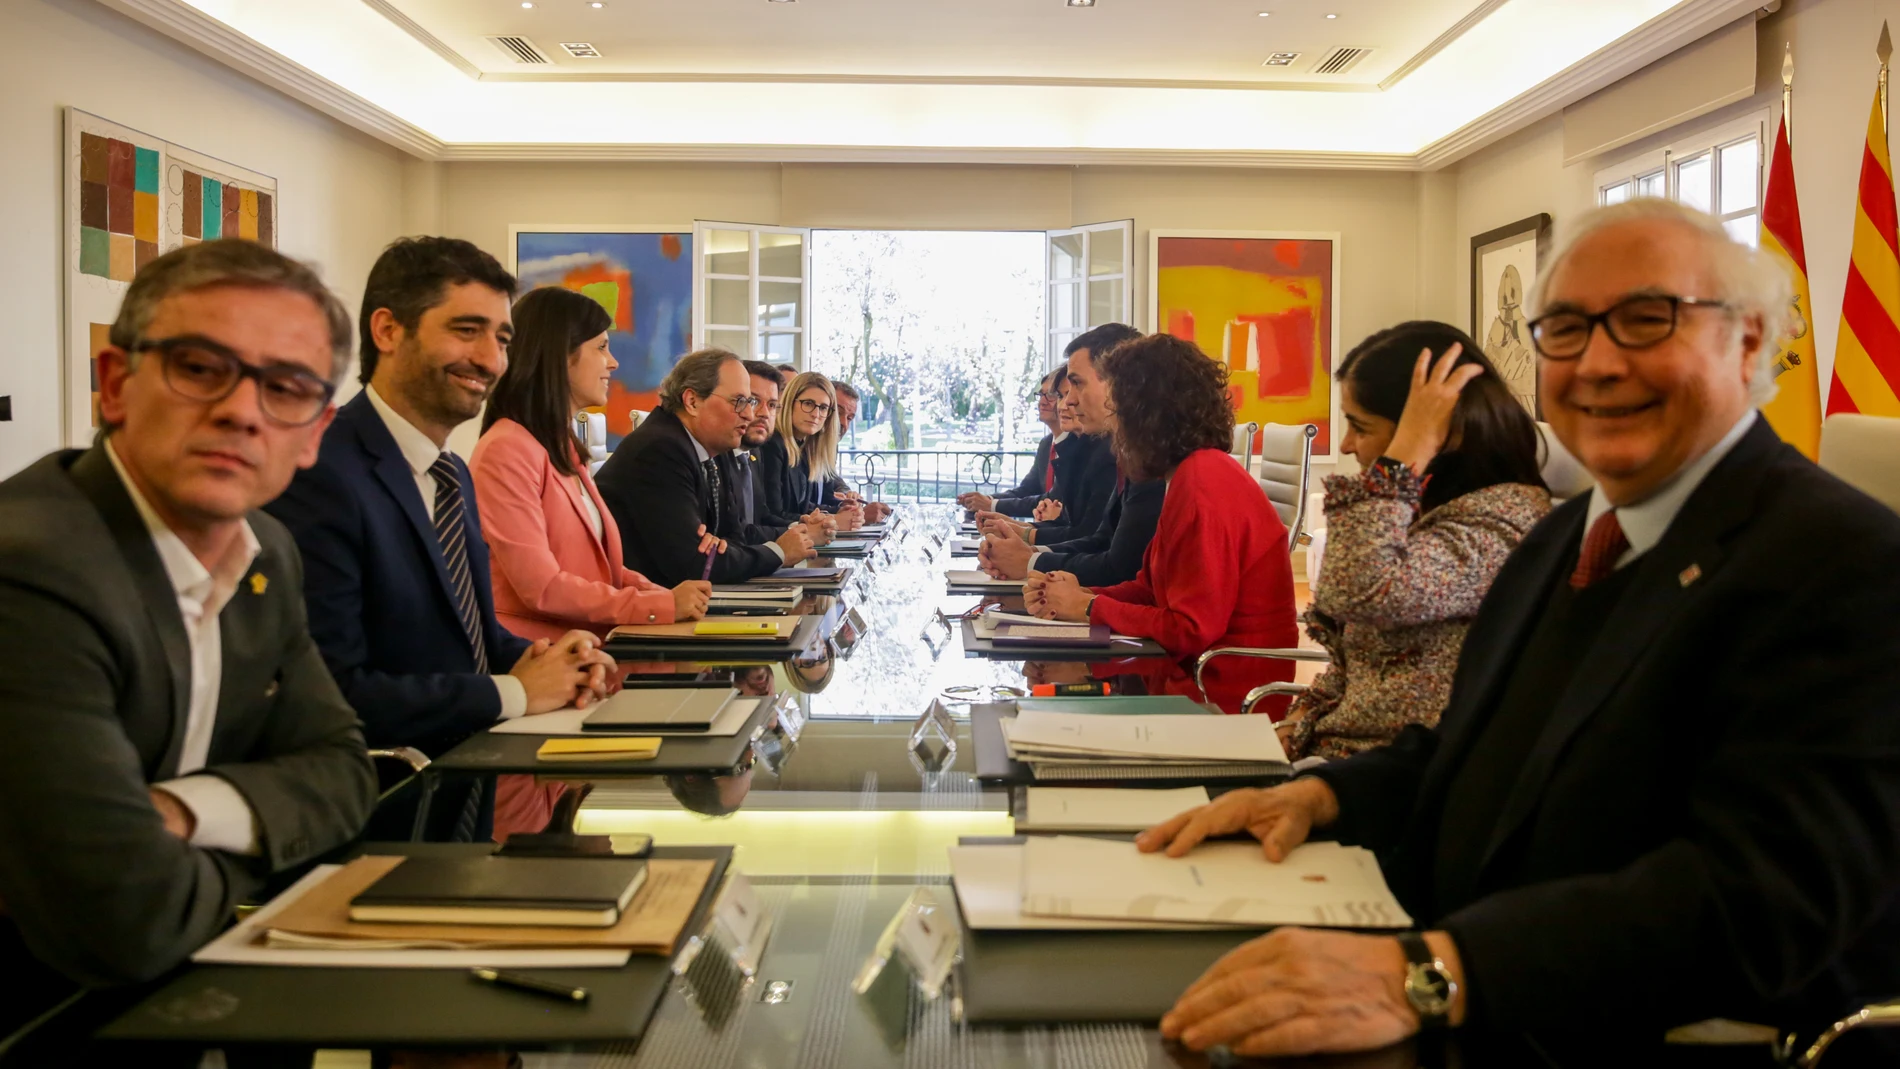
[520,2,533,7]
[1257,11,1271,16]
[1067,0,1097,7]
[1325,12,1339,18]
[590,1,604,7]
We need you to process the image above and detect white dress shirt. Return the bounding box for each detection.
[686,426,784,561]
[105,442,263,855]
[1582,410,1757,571]
[365,386,527,717]
[573,475,605,542]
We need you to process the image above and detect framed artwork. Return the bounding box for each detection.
[63,108,277,446]
[510,226,695,450]
[1149,230,1342,457]
[1470,213,1551,418]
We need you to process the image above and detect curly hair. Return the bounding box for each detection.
[1100,334,1235,481]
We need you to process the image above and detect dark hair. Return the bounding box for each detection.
[1338,321,1546,511]
[660,348,740,413]
[357,236,516,384]
[741,359,781,383]
[833,381,860,401]
[483,288,611,477]
[1065,323,1141,361]
[1099,334,1234,481]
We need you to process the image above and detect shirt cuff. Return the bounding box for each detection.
[493,674,528,720]
[1029,548,1050,566]
[765,541,787,563]
[153,775,260,856]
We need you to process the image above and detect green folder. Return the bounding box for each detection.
[1014,696,1212,716]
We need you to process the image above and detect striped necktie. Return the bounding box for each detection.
[428,454,489,673]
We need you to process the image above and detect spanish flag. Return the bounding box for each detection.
[1759,115,1822,458]
[1827,82,1900,418]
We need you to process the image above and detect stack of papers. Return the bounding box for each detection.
[973,609,1113,647]
[762,565,846,582]
[491,697,760,737]
[948,837,1411,932]
[1001,709,1289,781]
[946,569,1024,588]
[1016,786,1209,832]
[710,584,802,606]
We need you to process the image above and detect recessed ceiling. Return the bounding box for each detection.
[102,0,1764,165]
[382,0,1480,87]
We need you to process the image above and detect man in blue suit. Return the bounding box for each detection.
[268,237,610,840]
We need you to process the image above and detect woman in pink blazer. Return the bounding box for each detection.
[471,286,713,839]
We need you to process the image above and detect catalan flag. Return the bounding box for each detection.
[1827,82,1900,418]
[1759,115,1822,457]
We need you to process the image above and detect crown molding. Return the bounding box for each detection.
[1415,0,1764,169]
[358,0,479,79]
[431,143,1421,168]
[93,0,446,159]
[1381,0,1512,90]
[471,70,1385,93]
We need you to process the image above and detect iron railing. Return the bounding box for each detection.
[840,449,1038,503]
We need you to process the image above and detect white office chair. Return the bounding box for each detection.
[1195,421,1326,711]
[1820,414,1900,516]
[1535,421,1594,503]
[1231,421,1260,475]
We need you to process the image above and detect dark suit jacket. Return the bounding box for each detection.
[752,435,803,531]
[1309,420,1900,1038]
[1036,476,1165,586]
[264,393,531,757]
[994,432,1056,517]
[594,406,783,586]
[0,446,375,1000]
[1034,433,1117,545]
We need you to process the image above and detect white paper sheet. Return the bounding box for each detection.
[947,845,1236,931]
[1006,710,1289,764]
[1019,836,1413,929]
[946,570,1024,587]
[1019,786,1211,832]
[192,867,634,968]
[489,697,761,737]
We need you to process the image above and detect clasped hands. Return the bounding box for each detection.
[1021,569,1092,621]
[1134,779,1466,1058]
[511,630,618,715]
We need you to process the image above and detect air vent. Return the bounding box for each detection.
[486,35,551,64]
[1261,52,1302,67]
[1312,47,1372,75]
[560,41,602,58]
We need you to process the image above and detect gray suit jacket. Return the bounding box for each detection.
[0,445,376,991]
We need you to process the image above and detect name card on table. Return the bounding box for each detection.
[672,872,774,980]
[852,887,959,1001]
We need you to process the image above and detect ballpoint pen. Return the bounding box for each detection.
[469,967,590,1003]
[702,544,717,582]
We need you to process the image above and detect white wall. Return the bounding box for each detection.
[0,0,407,477]
[1441,0,1897,394]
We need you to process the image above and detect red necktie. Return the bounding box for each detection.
[1570,510,1630,590]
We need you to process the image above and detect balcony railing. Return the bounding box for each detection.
[840,449,1037,504]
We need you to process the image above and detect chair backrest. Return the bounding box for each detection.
[1231,422,1259,473]
[1821,414,1900,516]
[1256,423,1318,549]
[1535,421,1594,503]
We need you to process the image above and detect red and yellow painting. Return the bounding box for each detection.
[1154,234,1335,454]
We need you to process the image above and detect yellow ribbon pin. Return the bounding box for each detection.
[249,573,268,596]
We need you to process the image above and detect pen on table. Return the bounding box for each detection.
[702,544,717,582]
[469,967,589,1003]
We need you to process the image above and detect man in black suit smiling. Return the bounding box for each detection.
[1141,199,1900,1062]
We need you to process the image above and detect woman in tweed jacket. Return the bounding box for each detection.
[1281,322,1551,761]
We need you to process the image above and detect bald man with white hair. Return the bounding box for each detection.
[1139,199,1900,1062]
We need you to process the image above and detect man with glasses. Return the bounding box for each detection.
[959,368,1066,517]
[0,241,376,1031]
[268,237,612,842]
[828,382,892,522]
[734,359,833,544]
[596,348,815,585]
[1140,199,1900,1060]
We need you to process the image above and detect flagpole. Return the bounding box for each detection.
[1880,22,1892,138]
[1781,46,1795,145]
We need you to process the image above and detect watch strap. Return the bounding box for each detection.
[1398,931,1453,1030]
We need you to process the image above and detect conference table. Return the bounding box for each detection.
[73,506,1802,1068]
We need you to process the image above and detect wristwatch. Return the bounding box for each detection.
[1397,931,1456,1029]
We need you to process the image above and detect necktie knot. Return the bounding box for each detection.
[1570,510,1630,590]
[428,453,459,486]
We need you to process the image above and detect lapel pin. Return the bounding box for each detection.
[1678,563,1702,588]
[249,573,269,596]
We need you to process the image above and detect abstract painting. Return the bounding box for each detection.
[1151,231,1340,455]
[64,109,277,445]
[1470,214,1550,417]
[512,227,694,448]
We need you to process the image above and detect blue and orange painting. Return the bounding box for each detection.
[515,230,693,447]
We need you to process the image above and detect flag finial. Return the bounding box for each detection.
[1881,21,1893,65]
[1783,44,1794,88]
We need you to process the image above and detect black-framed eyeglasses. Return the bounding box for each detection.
[131,336,336,426]
[711,392,762,413]
[1528,294,1731,360]
[1033,391,1059,403]
[795,398,833,417]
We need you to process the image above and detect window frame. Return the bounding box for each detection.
[1593,110,1768,247]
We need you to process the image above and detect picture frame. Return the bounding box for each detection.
[1469,213,1551,418]
[1148,229,1343,459]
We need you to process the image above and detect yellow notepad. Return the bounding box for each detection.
[536,737,662,762]
[693,620,778,636]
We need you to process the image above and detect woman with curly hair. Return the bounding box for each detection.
[1277,321,1549,760]
[1024,333,1299,714]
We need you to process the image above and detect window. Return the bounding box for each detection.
[1594,112,1765,248]
[692,221,811,366]
[1044,220,1132,368]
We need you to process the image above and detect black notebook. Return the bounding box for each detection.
[349,856,649,928]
